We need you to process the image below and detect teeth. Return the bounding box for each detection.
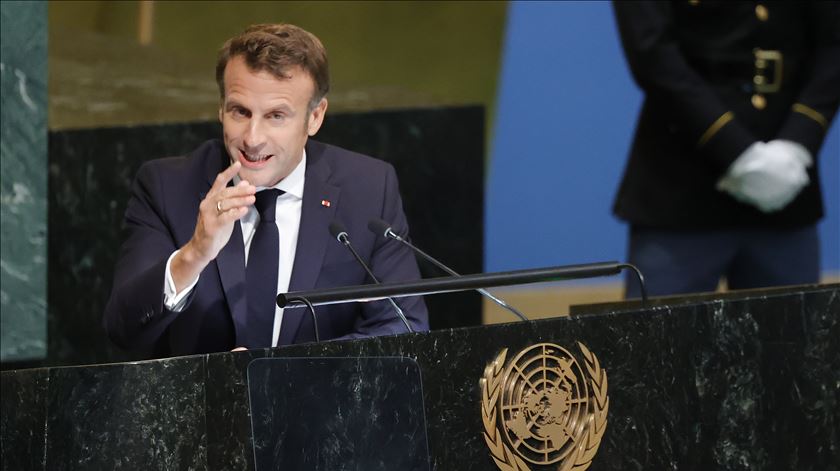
[242,151,271,162]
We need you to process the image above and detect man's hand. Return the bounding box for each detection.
[716,140,812,213]
[171,161,256,291]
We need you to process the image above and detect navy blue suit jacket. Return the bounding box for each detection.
[104,139,428,357]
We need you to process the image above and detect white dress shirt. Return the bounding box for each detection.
[164,151,306,347]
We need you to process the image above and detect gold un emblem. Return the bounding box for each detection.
[480,343,608,471]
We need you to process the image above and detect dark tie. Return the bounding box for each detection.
[245,189,283,348]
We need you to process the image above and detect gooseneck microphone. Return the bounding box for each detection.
[328,221,414,333]
[368,218,530,322]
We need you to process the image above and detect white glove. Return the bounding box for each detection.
[716,140,813,212]
[765,139,813,168]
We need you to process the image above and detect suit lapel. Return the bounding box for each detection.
[278,142,340,345]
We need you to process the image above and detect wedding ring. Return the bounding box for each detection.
[216,200,223,214]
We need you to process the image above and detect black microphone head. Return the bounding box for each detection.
[367,218,392,238]
[328,221,348,241]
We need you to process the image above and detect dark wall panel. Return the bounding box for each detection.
[43,106,483,366]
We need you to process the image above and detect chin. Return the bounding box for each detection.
[238,168,276,188]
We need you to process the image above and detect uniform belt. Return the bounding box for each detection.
[753,49,783,94]
[689,49,785,94]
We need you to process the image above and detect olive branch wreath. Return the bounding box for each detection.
[480,343,609,471]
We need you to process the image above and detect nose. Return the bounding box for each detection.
[242,119,266,150]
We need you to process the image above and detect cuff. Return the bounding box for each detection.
[777,103,830,157]
[164,249,199,312]
[696,111,757,175]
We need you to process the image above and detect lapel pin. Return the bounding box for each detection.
[321,199,331,207]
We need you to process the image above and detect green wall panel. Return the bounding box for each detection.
[1,1,48,361]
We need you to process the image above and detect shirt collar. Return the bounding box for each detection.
[267,150,305,199]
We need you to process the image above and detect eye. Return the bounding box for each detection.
[230,106,249,118]
[269,112,285,120]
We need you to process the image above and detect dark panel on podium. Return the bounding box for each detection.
[247,357,429,470]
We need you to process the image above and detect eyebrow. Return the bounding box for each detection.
[225,100,247,111]
[267,104,294,115]
[224,101,295,115]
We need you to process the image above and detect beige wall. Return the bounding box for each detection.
[482,283,624,324]
[49,1,507,129]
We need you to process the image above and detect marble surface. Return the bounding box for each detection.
[45,361,207,470]
[2,285,837,470]
[248,357,429,470]
[0,367,48,470]
[0,1,48,362]
[42,107,483,367]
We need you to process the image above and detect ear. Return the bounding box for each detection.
[307,98,328,136]
[218,104,224,123]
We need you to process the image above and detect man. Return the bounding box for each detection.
[612,2,839,297]
[104,24,428,357]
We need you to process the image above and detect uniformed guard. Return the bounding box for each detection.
[612,1,840,297]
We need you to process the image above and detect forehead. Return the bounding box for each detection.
[223,56,315,105]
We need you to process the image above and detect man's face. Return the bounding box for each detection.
[219,55,327,188]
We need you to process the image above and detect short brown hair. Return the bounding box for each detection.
[215,24,330,109]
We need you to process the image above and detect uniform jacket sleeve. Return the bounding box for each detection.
[776,2,840,156]
[613,1,757,173]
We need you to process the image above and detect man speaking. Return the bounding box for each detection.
[104,24,428,358]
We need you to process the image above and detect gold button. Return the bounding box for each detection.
[755,4,769,21]
[752,94,767,110]
[689,0,700,5]
[754,75,766,85]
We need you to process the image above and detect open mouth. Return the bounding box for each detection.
[240,149,273,164]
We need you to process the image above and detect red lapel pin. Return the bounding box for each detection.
[320,199,331,207]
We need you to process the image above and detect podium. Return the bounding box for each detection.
[2,284,838,470]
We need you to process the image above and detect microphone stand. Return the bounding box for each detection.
[330,222,414,333]
[286,296,320,342]
[380,227,529,321]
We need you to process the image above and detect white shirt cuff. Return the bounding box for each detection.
[164,249,199,312]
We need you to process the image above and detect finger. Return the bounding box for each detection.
[210,161,242,193]
[217,205,249,224]
[218,181,257,199]
[220,194,256,212]
[213,186,256,214]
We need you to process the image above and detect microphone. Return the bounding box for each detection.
[368,218,529,322]
[328,221,414,333]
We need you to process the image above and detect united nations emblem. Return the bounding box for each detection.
[480,343,608,471]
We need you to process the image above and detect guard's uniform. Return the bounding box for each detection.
[612,1,840,295]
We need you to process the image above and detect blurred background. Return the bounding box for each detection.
[2,1,838,367]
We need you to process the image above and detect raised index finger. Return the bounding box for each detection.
[211,161,241,192]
